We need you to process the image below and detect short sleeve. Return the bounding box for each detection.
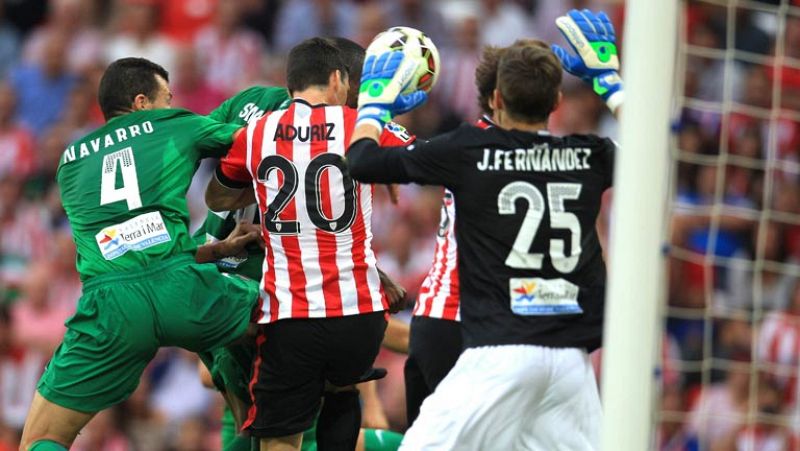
[379,122,415,146]
[217,129,252,188]
[185,112,243,158]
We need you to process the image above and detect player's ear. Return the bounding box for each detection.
[489,88,503,112]
[132,93,150,111]
[555,91,563,110]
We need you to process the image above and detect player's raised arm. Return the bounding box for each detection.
[552,9,624,117]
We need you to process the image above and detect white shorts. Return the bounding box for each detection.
[400,345,601,451]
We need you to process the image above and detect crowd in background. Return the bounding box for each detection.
[0,0,797,450]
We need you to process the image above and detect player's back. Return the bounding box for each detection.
[242,99,386,320]
[57,108,240,280]
[433,124,614,350]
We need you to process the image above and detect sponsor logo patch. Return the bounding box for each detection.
[509,277,582,315]
[95,211,171,260]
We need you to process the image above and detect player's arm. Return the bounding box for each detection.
[378,267,407,313]
[205,127,256,211]
[195,220,263,263]
[381,317,410,354]
[347,131,460,187]
[552,9,623,117]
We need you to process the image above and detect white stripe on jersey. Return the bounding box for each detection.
[415,189,460,320]
[247,102,386,322]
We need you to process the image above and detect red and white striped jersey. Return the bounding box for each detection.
[218,99,413,323]
[758,312,800,405]
[413,115,495,321]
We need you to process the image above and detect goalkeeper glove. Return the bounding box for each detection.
[356,51,428,132]
[551,9,624,113]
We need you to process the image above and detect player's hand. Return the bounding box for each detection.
[378,268,407,314]
[357,51,428,131]
[552,9,624,112]
[218,221,263,257]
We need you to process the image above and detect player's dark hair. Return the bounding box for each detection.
[98,57,169,121]
[287,37,348,94]
[475,46,504,116]
[328,37,365,84]
[497,44,562,123]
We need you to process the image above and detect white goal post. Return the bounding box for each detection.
[601,1,678,450]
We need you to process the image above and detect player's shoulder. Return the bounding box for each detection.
[553,133,616,151]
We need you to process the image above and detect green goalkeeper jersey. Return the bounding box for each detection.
[194,86,291,280]
[57,108,241,281]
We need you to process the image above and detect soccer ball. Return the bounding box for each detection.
[366,26,440,95]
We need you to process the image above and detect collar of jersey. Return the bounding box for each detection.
[292,98,328,108]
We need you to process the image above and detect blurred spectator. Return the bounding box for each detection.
[354,2,387,49]
[0,83,36,179]
[723,221,796,312]
[0,175,48,288]
[150,350,213,425]
[658,387,700,451]
[193,0,265,95]
[273,0,357,54]
[105,0,177,75]
[22,0,102,73]
[478,0,532,47]
[434,12,482,122]
[380,0,449,48]
[171,47,227,115]
[71,409,132,451]
[688,366,750,448]
[8,33,77,134]
[0,304,43,434]
[159,0,216,43]
[10,261,71,356]
[59,79,103,140]
[0,3,20,79]
[758,283,800,410]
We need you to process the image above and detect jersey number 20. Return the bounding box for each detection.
[257,154,357,235]
[498,182,582,273]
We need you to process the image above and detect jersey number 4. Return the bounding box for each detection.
[257,154,357,235]
[498,182,582,273]
[100,147,142,210]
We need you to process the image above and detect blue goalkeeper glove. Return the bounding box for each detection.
[356,51,428,132]
[551,9,624,112]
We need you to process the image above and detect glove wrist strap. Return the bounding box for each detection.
[605,91,624,114]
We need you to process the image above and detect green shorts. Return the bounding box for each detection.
[38,254,259,413]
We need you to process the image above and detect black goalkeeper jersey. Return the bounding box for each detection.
[348,124,615,351]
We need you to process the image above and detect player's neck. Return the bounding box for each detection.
[293,87,335,107]
[497,116,548,134]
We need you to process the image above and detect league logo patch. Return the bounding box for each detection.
[95,211,172,260]
[509,277,582,316]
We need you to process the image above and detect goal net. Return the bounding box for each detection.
[660,0,800,449]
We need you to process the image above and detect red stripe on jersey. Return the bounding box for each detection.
[276,105,309,318]
[441,263,460,320]
[311,106,343,315]
[343,110,376,313]
[242,329,267,431]
[247,115,280,322]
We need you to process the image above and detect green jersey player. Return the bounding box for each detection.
[20,58,261,451]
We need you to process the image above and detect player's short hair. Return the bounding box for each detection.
[286,37,348,94]
[474,45,503,116]
[98,57,169,121]
[497,43,562,123]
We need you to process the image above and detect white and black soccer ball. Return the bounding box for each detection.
[366,26,440,95]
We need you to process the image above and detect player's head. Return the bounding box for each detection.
[475,39,551,118]
[327,37,366,108]
[474,45,504,117]
[98,57,172,121]
[493,43,562,124]
[287,37,349,106]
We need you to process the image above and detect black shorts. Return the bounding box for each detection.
[404,315,463,426]
[244,312,387,438]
